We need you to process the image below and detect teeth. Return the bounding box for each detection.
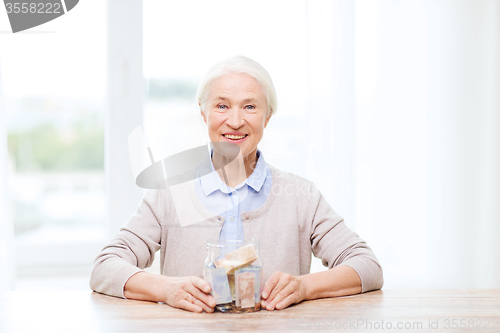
[223,134,246,140]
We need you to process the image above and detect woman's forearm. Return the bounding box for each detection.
[124,271,168,302]
[301,265,362,300]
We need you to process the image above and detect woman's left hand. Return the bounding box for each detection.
[260,271,308,310]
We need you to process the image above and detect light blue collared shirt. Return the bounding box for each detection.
[195,149,272,241]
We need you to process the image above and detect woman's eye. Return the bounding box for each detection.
[217,105,228,109]
[245,105,255,110]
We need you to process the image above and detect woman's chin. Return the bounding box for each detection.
[212,141,243,160]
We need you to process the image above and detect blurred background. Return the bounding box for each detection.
[0,0,498,292]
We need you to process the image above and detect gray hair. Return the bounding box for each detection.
[196,56,277,118]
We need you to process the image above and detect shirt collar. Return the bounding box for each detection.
[199,149,269,196]
[245,150,268,192]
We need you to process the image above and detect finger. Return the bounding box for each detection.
[261,271,282,300]
[186,278,216,309]
[265,289,287,310]
[266,275,290,305]
[275,292,296,310]
[269,282,298,310]
[191,297,214,313]
[189,276,212,294]
[177,299,204,313]
[186,293,215,313]
[186,288,215,313]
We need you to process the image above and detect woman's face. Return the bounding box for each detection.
[201,72,271,160]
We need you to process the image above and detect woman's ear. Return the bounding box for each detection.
[200,103,207,124]
[264,115,271,128]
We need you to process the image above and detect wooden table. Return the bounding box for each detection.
[1,289,499,332]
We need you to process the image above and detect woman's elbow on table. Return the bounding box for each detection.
[350,258,384,293]
[371,261,384,291]
[89,252,144,299]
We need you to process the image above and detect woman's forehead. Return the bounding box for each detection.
[208,73,266,100]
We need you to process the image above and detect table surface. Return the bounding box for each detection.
[1,289,499,332]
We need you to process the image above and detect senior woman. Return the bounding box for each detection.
[90,56,383,313]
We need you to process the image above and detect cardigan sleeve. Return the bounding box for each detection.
[89,187,164,298]
[309,183,384,293]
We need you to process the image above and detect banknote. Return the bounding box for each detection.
[235,272,255,308]
[225,244,257,263]
[236,265,262,301]
[214,244,257,274]
[204,267,232,304]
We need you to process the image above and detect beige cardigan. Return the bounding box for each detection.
[89,166,383,298]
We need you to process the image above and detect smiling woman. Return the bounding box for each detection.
[90,56,383,313]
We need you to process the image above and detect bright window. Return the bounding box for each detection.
[0,0,107,276]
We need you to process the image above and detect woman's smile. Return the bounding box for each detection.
[222,133,248,142]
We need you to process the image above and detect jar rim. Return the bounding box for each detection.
[206,238,259,247]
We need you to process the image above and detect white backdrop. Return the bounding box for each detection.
[351,0,500,288]
[263,0,500,288]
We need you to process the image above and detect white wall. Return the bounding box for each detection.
[353,0,500,288]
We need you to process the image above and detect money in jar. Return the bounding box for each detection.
[203,238,262,313]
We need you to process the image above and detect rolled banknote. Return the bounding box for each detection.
[225,244,257,263]
[214,244,258,274]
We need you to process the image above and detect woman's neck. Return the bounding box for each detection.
[212,149,258,188]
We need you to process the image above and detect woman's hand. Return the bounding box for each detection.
[260,271,308,311]
[124,272,216,313]
[163,276,216,313]
[259,266,363,311]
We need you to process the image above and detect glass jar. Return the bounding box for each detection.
[203,238,262,313]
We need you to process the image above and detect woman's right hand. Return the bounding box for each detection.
[163,276,216,313]
[124,272,216,313]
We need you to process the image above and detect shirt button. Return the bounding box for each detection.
[245,214,250,219]
[230,217,234,222]
[232,191,236,195]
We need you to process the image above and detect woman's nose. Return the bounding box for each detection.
[226,108,244,128]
